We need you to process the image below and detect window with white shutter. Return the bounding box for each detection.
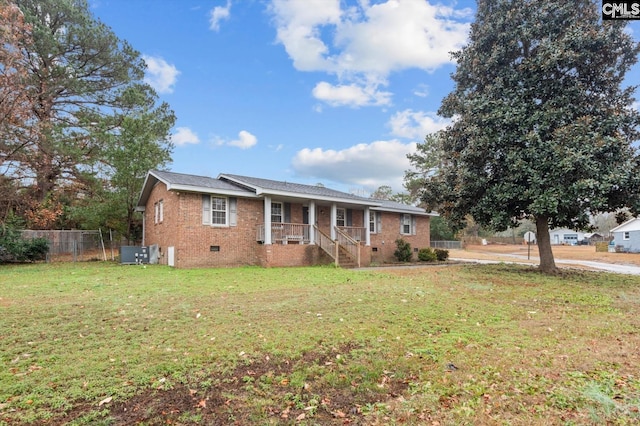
[401,214,412,235]
[202,195,210,224]
[202,195,231,226]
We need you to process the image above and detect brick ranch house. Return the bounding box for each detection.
[136,170,434,268]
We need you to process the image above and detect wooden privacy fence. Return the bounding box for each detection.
[20,229,126,262]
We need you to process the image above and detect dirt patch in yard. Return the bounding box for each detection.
[49,343,409,425]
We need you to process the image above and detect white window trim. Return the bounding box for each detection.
[401,213,412,235]
[271,201,283,224]
[154,200,164,224]
[203,195,237,227]
[209,195,229,227]
[369,211,377,234]
[336,207,346,227]
[623,231,630,240]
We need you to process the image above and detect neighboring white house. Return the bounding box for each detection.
[610,218,640,253]
[549,228,587,245]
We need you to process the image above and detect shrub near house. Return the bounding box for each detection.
[418,247,449,262]
[0,218,49,263]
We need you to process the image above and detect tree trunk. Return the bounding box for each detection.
[535,215,557,273]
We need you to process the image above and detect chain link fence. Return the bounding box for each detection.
[430,240,462,249]
[21,230,129,262]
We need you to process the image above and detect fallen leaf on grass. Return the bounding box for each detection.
[281,407,290,418]
[333,410,346,418]
[98,397,112,406]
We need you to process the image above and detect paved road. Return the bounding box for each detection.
[450,255,640,276]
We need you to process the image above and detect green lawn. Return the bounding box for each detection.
[1,262,640,425]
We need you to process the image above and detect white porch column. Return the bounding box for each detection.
[264,196,272,245]
[364,207,371,246]
[330,203,337,240]
[309,201,316,244]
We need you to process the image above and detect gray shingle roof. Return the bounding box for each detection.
[372,199,431,215]
[220,174,374,202]
[138,170,430,215]
[152,170,245,192]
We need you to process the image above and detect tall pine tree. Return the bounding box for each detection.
[8,0,174,229]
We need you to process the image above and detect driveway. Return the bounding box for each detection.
[450,255,640,275]
[449,245,640,275]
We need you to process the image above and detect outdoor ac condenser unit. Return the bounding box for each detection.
[120,246,149,264]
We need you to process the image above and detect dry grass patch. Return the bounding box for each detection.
[1,262,640,425]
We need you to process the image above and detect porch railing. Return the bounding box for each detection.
[314,225,337,265]
[338,226,366,242]
[255,223,360,268]
[256,223,311,244]
[335,226,360,267]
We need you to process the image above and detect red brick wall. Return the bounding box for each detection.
[144,184,263,268]
[174,194,263,268]
[369,212,431,263]
[257,243,333,267]
[143,183,430,268]
[144,182,179,263]
[314,205,367,234]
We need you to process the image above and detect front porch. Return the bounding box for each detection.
[253,196,372,267]
[256,223,368,268]
[256,223,366,245]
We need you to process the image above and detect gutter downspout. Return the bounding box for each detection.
[264,196,272,245]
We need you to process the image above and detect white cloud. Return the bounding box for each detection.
[388,109,450,139]
[269,0,471,107]
[333,1,471,75]
[229,130,257,149]
[413,84,430,98]
[143,55,180,94]
[171,127,200,146]
[210,1,231,31]
[213,130,258,149]
[269,0,342,72]
[312,81,391,107]
[291,140,417,191]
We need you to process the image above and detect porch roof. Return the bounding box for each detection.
[219,173,380,207]
[371,199,436,216]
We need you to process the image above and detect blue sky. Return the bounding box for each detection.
[88,0,640,194]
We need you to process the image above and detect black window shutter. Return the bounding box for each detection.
[284,203,291,223]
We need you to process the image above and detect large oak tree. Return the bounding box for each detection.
[410,0,640,273]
